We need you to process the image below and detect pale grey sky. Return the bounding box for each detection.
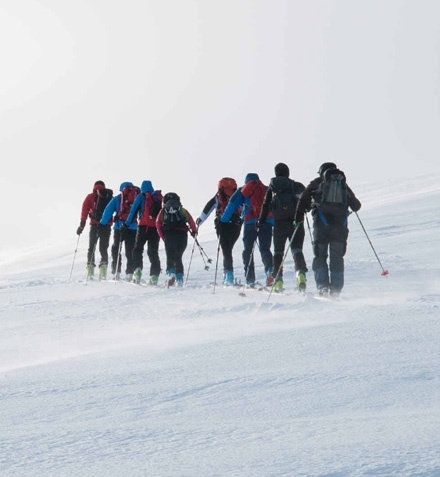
[1,0,439,251]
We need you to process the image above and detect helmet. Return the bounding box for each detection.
[318,162,337,176]
[163,192,180,203]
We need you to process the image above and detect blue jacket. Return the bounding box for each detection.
[125,180,151,225]
[220,173,274,226]
[100,182,138,230]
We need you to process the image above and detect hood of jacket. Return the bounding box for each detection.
[245,173,259,184]
[141,180,154,193]
[119,181,133,191]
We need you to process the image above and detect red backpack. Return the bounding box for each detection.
[119,185,140,222]
[216,177,238,216]
[242,179,267,219]
[139,190,163,227]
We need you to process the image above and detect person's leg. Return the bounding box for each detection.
[312,218,330,292]
[132,225,148,271]
[146,227,161,278]
[329,225,348,294]
[242,223,257,283]
[98,224,111,265]
[111,229,122,275]
[272,220,288,280]
[124,229,137,275]
[257,222,273,276]
[87,225,98,266]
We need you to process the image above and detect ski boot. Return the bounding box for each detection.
[296,270,307,293]
[224,270,234,286]
[132,268,142,284]
[86,263,95,280]
[318,286,329,296]
[166,269,176,287]
[148,275,159,286]
[273,279,283,293]
[98,262,108,281]
[176,273,184,287]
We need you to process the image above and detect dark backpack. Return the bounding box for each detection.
[162,192,186,228]
[91,188,113,221]
[315,168,348,215]
[270,177,297,220]
[118,185,141,222]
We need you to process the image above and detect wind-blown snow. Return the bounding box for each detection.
[1,176,440,476]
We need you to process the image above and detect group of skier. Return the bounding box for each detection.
[77,162,361,296]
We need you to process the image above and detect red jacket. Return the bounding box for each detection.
[80,184,111,226]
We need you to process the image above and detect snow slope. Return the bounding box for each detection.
[1,176,440,477]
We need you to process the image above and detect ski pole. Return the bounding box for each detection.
[212,235,221,294]
[194,236,212,266]
[267,223,301,302]
[355,211,389,277]
[185,231,197,287]
[68,235,81,283]
[194,236,212,271]
[305,213,313,245]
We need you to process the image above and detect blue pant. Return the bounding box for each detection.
[242,222,273,282]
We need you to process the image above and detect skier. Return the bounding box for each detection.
[220,173,273,288]
[100,182,139,281]
[295,162,361,296]
[124,180,162,285]
[76,180,113,280]
[259,163,307,292]
[196,177,242,286]
[156,192,197,287]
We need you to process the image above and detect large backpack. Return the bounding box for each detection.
[139,190,163,227]
[118,184,141,222]
[269,177,297,220]
[162,192,186,228]
[315,168,348,216]
[91,188,113,221]
[217,177,238,216]
[242,179,267,219]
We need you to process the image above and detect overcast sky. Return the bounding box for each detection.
[1,0,440,251]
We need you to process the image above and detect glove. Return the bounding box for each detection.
[196,217,202,226]
[257,218,266,227]
[121,222,129,230]
[76,220,86,235]
[190,229,197,238]
[293,220,303,228]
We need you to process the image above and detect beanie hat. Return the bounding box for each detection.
[94,180,105,187]
[274,163,289,177]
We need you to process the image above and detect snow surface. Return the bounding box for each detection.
[1,176,440,477]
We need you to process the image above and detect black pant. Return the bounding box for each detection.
[164,230,188,275]
[272,219,307,279]
[87,224,111,266]
[132,225,161,276]
[312,214,348,292]
[111,228,137,275]
[216,222,242,272]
